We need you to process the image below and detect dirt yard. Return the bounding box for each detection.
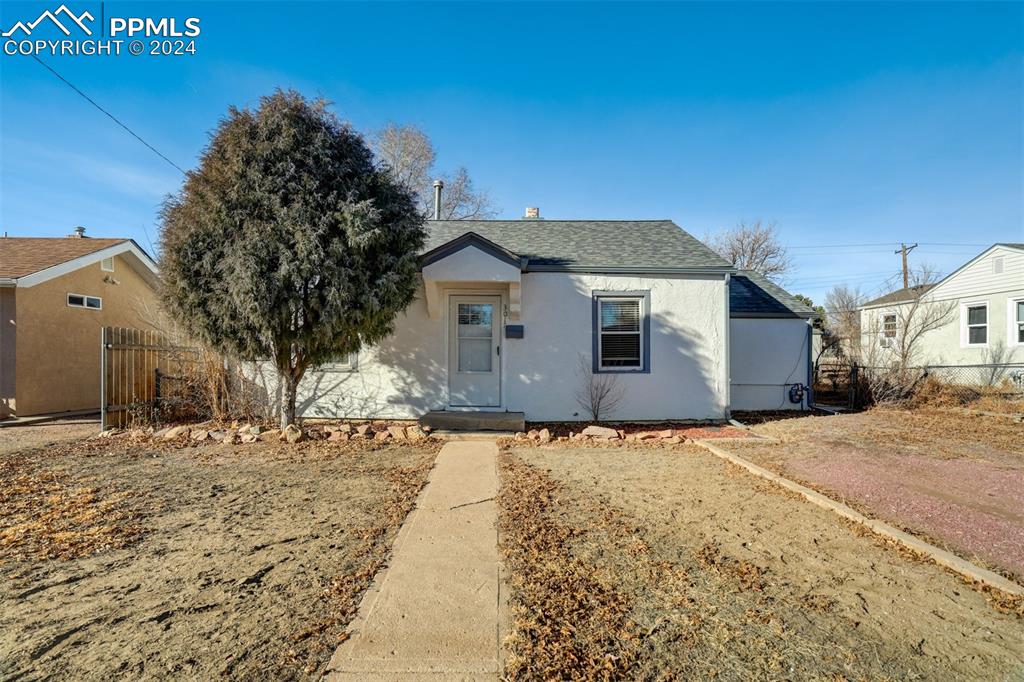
[732,407,1024,580]
[0,418,99,456]
[0,429,439,680]
[499,445,1024,680]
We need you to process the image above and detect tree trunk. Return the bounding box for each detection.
[280,371,299,429]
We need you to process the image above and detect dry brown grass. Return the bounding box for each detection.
[1,434,439,681]
[0,453,147,562]
[499,446,1024,680]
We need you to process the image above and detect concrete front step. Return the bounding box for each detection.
[420,410,525,432]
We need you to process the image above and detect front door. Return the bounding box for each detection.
[448,295,501,408]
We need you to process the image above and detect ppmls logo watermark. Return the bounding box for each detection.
[3,4,201,57]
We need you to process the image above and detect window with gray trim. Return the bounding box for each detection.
[598,297,643,369]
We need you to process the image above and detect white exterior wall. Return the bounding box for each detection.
[860,246,1024,365]
[257,271,730,422]
[729,318,811,411]
[506,272,729,421]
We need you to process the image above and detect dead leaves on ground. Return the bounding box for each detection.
[0,454,147,562]
[280,456,435,678]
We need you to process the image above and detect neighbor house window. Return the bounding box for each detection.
[67,293,102,310]
[963,303,988,346]
[880,313,897,347]
[101,257,114,272]
[326,353,358,371]
[1012,299,1024,345]
[593,293,650,372]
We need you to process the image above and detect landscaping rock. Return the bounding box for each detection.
[406,425,427,442]
[374,431,391,441]
[281,424,304,444]
[387,426,408,441]
[657,429,675,439]
[328,430,349,442]
[163,425,190,440]
[338,423,352,434]
[153,427,171,439]
[664,435,683,444]
[582,425,620,440]
[355,424,372,436]
[257,429,279,442]
[538,428,552,443]
[240,433,258,443]
[191,429,210,442]
[527,429,540,441]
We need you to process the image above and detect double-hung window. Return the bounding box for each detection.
[963,303,988,346]
[880,313,897,347]
[594,292,649,372]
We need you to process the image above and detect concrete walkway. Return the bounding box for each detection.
[324,439,502,681]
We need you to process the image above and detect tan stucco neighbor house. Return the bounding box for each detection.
[0,229,160,418]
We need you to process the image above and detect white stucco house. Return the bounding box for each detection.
[265,215,817,425]
[858,243,1024,366]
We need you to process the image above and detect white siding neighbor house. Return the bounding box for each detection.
[859,243,1024,366]
[251,215,816,424]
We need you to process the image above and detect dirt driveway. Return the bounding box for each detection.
[0,418,98,456]
[499,444,1023,680]
[0,432,438,680]
[733,407,1024,580]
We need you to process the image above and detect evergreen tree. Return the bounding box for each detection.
[160,90,425,426]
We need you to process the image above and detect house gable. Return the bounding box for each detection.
[926,244,1024,302]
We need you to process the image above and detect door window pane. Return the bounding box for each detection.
[457,303,493,372]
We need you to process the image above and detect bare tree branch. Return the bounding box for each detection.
[573,354,625,421]
[709,220,791,282]
[373,124,497,220]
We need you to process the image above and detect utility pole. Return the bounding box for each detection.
[895,243,918,289]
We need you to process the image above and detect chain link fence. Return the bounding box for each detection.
[814,362,1024,412]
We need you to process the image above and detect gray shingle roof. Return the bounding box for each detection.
[730,270,817,318]
[860,284,934,309]
[423,220,731,271]
[998,243,1024,250]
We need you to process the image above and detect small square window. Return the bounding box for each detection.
[101,257,114,272]
[67,294,85,307]
[1016,301,1024,344]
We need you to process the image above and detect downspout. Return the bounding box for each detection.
[723,273,731,420]
[805,320,814,410]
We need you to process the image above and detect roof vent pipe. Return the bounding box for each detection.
[432,180,443,221]
[72,226,86,238]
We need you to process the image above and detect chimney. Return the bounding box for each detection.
[523,207,540,220]
[71,226,86,238]
[432,180,443,221]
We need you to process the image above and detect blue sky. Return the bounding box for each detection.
[1,1,1021,303]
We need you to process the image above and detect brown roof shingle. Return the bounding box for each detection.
[0,237,127,279]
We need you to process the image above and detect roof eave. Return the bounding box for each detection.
[525,264,735,275]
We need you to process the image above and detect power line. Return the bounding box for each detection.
[30,55,187,176]
[787,241,990,250]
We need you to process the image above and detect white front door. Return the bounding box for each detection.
[448,295,501,408]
